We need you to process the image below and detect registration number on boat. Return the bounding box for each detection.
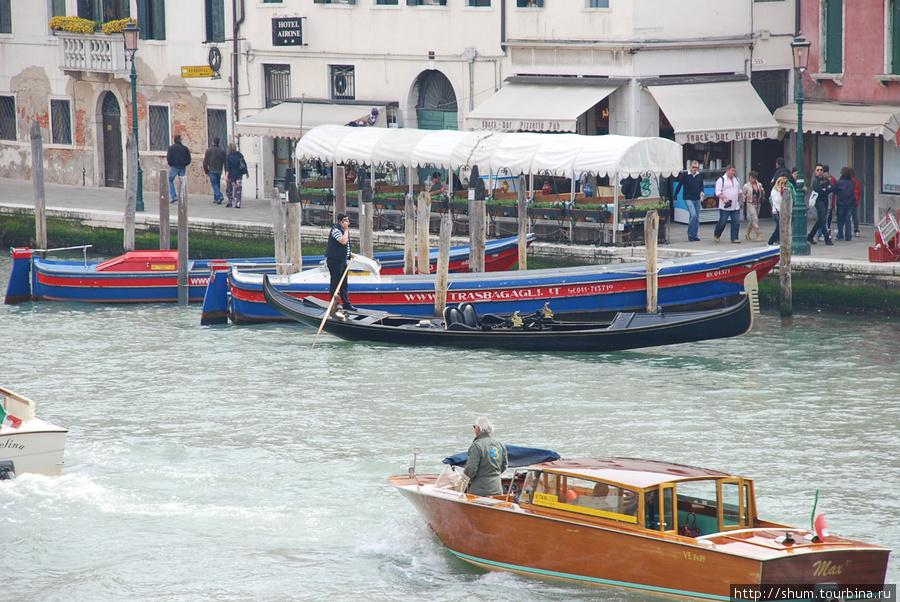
[683,551,706,562]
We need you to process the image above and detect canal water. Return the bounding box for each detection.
[1,253,898,601]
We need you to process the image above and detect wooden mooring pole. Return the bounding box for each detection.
[30,122,47,252]
[644,210,659,313]
[434,212,452,316]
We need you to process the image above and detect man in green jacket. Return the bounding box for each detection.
[464,416,508,496]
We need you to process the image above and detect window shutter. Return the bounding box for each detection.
[824,0,843,74]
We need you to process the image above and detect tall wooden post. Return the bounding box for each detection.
[780,187,793,318]
[434,213,452,316]
[359,175,374,258]
[416,191,432,275]
[270,188,286,275]
[30,122,47,252]
[468,165,486,273]
[517,175,528,270]
[158,170,170,249]
[287,196,303,273]
[333,166,346,221]
[644,210,659,313]
[176,179,189,306]
[404,193,416,275]
[124,133,137,251]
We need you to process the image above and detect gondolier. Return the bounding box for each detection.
[326,213,356,312]
[464,416,508,496]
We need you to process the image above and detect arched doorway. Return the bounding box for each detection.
[101,92,123,188]
[415,70,458,131]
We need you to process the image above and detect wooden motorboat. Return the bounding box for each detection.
[4,235,525,304]
[263,273,755,352]
[389,454,891,600]
[221,245,779,325]
[0,386,68,477]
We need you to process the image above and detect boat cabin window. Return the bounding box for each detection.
[529,473,638,524]
[676,478,749,535]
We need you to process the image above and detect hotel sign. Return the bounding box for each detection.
[678,127,779,145]
[273,17,303,46]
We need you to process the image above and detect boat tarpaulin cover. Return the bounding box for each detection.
[443,445,561,468]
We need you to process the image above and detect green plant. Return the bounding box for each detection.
[298,188,332,195]
[625,202,669,212]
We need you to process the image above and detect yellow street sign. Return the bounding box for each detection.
[181,66,215,78]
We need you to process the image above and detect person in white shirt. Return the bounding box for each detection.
[713,164,744,243]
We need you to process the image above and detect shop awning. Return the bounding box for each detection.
[465,83,620,133]
[234,101,388,139]
[646,80,779,145]
[773,102,900,146]
[295,125,684,178]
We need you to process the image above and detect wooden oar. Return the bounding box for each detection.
[312,261,352,349]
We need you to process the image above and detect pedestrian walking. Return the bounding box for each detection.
[818,164,837,241]
[674,160,704,242]
[166,135,191,203]
[850,168,861,237]
[713,165,743,244]
[807,163,835,246]
[834,167,856,241]
[202,137,227,204]
[767,175,790,245]
[742,171,764,242]
[224,143,247,208]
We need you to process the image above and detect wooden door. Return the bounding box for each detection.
[101,93,123,188]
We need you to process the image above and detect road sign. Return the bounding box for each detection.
[181,66,215,78]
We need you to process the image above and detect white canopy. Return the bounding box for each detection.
[295,125,684,178]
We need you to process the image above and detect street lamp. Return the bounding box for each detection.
[791,33,811,255]
[123,21,144,212]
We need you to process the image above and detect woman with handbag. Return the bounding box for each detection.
[742,171,764,242]
[767,175,790,246]
[224,143,248,208]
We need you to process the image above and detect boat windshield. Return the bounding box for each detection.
[675,478,750,535]
[433,464,468,492]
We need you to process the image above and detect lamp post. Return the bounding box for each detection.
[123,21,144,212]
[791,33,811,255]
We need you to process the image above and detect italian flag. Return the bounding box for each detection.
[0,406,23,429]
[811,489,829,541]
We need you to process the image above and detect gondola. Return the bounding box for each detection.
[263,274,755,352]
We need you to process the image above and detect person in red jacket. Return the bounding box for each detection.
[850,168,861,237]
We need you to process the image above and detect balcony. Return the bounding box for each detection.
[57,32,127,75]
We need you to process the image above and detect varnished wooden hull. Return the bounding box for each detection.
[390,475,889,600]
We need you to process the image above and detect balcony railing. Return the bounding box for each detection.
[57,32,127,74]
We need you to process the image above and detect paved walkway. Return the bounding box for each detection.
[0,176,894,273]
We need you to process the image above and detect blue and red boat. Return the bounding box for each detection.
[4,235,528,305]
[212,246,780,325]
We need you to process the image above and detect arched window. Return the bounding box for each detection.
[415,70,457,131]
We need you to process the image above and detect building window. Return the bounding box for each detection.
[823,0,843,73]
[0,0,11,34]
[468,0,490,6]
[376,0,398,4]
[516,0,543,6]
[407,1,446,6]
[207,108,228,148]
[148,105,169,151]
[78,0,130,21]
[262,0,282,3]
[205,0,224,43]
[137,0,165,40]
[50,0,66,17]
[0,96,15,140]
[51,100,72,145]
[264,64,291,108]
[331,65,355,100]
[751,70,788,113]
[587,0,609,7]
[313,0,356,4]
